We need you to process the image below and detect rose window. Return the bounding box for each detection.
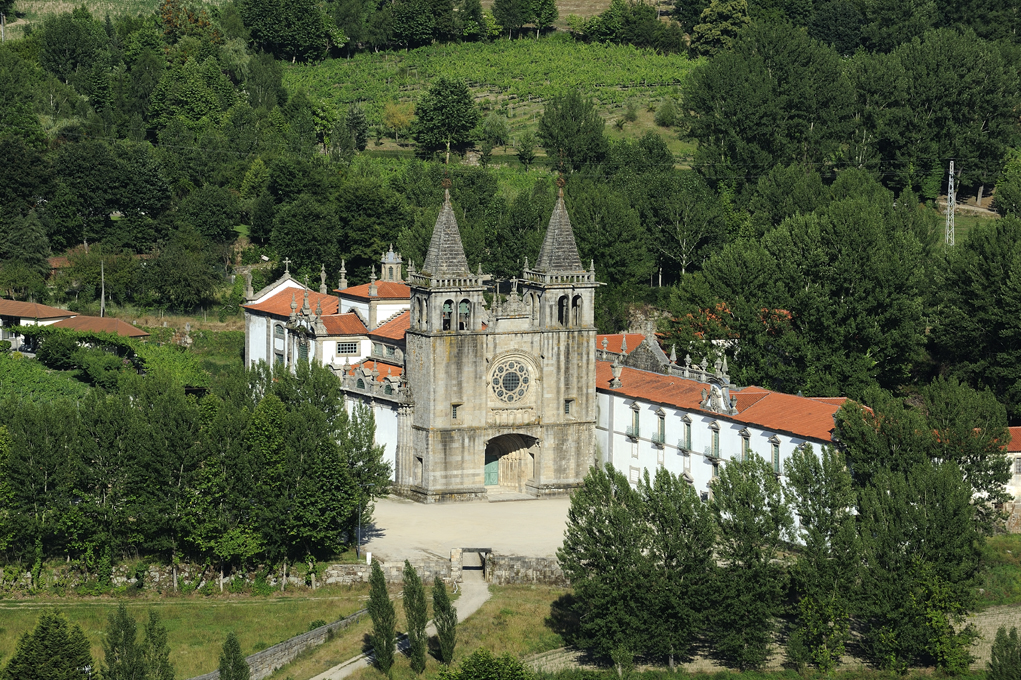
[491,359,530,403]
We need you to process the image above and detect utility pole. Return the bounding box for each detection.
[946,160,955,247]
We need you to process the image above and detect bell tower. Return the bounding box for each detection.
[401,183,599,503]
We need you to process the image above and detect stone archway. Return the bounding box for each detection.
[484,434,538,493]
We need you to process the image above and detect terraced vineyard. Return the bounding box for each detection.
[283,38,697,125]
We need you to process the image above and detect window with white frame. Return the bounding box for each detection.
[710,423,720,458]
[1015,457,1021,475]
[337,342,358,355]
[739,429,750,462]
[683,417,692,450]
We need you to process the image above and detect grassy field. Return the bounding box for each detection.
[0,585,370,677]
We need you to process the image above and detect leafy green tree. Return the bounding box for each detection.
[403,561,428,673]
[640,468,715,667]
[432,576,458,663]
[392,0,436,47]
[995,149,1021,217]
[690,0,750,56]
[808,0,862,55]
[218,631,250,680]
[336,179,411,282]
[537,90,607,173]
[784,445,858,672]
[346,105,369,152]
[271,194,338,275]
[859,0,936,52]
[4,610,94,680]
[368,560,397,674]
[0,425,13,554]
[239,0,344,61]
[411,77,480,159]
[533,0,559,33]
[178,185,241,244]
[515,132,537,172]
[650,171,725,277]
[558,464,652,666]
[0,211,51,280]
[989,626,1021,680]
[148,58,223,131]
[492,0,526,36]
[38,7,109,86]
[709,455,793,670]
[142,229,221,311]
[245,52,286,111]
[683,22,851,188]
[102,604,146,680]
[142,599,175,677]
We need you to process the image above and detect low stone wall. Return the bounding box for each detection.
[323,558,450,586]
[485,555,566,586]
[188,609,368,680]
[1006,501,1021,534]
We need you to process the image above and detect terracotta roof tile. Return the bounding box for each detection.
[1008,427,1021,453]
[596,333,645,354]
[243,289,339,317]
[50,316,150,338]
[595,361,841,443]
[335,281,411,300]
[0,299,76,320]
[344,360,403,382]
[321,313,366,336]
[370,311,410,341]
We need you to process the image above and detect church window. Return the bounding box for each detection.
[356,378,365,389]
[683,419,692,450]
[452,403,461,419]
[564,399,573,415]
[557,295,569,326]
[384,384,393,395]
[274,351,283,365]
[627,407,639,439]
[1015,457,1021,475]
[337,342,358,355]
[657,413,666,442]
[458,299,471,330]
[711,429,720,458]
[739,430,750,462]
[572,295,583,326]
[442,300,454,331]
[386,345,395,357]
[712,461,719,479]
[274,324,284,337]
[373,343,383,356]
[388,266,394,280]
[298,341,309,361]
[492,359,531,403]
[772,441,781,473]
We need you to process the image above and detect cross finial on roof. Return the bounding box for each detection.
[282,257,291,274]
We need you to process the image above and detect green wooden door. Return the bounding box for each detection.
[484,452,499,486]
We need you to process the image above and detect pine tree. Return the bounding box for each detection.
[218,631,250,680]
[989,626,1021,680]
[143,610,176,680]
[4,610,94,680]
[432,576,458,663]
[368,561,397,674]
[346,105,369,152]
[403,560,428,673]
[103,604,147,680]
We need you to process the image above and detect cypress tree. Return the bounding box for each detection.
[403,560,428,674]
[989,626,1021,680]
[432,576,458,663]
[218,631,250,680]
[103,603,146,680]
[143,609,176,680]
[368,560,397,674]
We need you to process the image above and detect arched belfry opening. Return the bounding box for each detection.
[483,434,538,493]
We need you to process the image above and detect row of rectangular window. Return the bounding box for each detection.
[626,413,782,473]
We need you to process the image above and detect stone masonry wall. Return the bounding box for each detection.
[486,555,566,586]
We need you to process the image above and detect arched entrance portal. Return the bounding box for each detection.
[484,434,538,493]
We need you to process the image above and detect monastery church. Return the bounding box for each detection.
[243,188,1021,503]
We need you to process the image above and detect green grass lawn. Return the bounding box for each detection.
[0,585,370,678]
[979,532,1021,608]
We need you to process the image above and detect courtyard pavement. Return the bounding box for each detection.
[361,495,572,562]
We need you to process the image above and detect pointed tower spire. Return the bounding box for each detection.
[535,183,583,273]
[421,189,470,276]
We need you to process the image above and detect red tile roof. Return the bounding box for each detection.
[243,289,339,317]
[596,333,646,354]
[1008,427,1021,453]
[336,281,411,301]
[370,311,410,341]
[595,361,842,443]
[0,299,76,320]
[322,313,367,336]
[344,360,403,382]
[50,316,150,338]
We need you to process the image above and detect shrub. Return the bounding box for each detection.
[654,98,677,127]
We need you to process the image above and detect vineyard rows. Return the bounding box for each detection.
[283,38,696,123]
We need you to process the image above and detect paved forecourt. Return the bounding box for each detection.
[362,496,571,562]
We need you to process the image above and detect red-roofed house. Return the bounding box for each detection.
[50,316,150,339]
[0,299,78,350]
[1009,427,1021,501]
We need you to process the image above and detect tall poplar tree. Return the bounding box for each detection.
[403,561,428,673]
[368,561,397,674]
[432,577,458,663]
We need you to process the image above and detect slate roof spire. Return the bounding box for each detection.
[421,189,470,276]
[535,186,583,273]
